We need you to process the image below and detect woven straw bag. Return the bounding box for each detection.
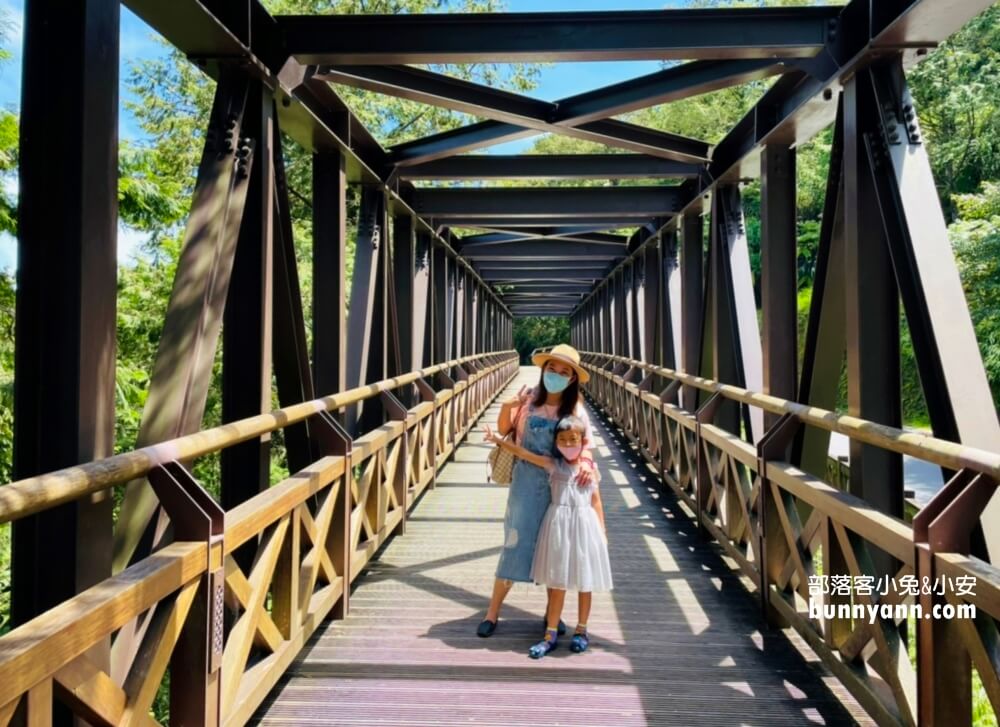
[487,432,516,485]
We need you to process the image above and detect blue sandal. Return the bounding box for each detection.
[529,629,559,659]
[570,631,590,653]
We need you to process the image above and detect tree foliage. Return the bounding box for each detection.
[950,181,1000,404]
[909,6,1000,220]
[513,316,571,364]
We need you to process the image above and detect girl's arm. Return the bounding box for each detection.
[484,425,554,471]
[591,487,607,535]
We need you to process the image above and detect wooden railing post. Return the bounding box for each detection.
[694,393,722,539]
[756,413,800,626]
[312,411,353,620]
[913,469,997,726]
[659,380,682,486]
[147,462,225,727]
[416,377,438,490]
[436,370,457,460]
[382,390,410,537]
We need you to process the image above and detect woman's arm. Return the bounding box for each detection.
[496,386,530,436]
[484,425,553,470]
[573,406,598,486]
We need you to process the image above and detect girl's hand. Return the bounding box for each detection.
[483,425,503,445]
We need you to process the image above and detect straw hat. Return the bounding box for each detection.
[531,343,590,384]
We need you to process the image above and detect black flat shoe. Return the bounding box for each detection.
[477,618,498,637]
[541,619,567,635]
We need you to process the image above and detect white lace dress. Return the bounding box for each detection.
[530,460,613,592]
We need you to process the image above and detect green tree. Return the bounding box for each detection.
[513,316,571,364]
[908,6,1000,220]
[949,181,1000,403]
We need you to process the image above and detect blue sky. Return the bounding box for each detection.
[0,0,682,270]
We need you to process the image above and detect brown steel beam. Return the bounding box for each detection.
[271,119,316,472]
[759,143,798,428]
[13,0,119,642]
[345,188,385,433]
[680,213,703,410]
[221,82,274,518]
[113,71,255,574]
[313,150,348,403]
[843,69,904,575]
[398,154,702,181]
[280,8,838,64]
[794,99,846,479]
[319,62,775,163]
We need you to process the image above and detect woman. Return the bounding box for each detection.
[477,343,599,637]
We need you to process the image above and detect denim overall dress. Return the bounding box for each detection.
[495,408,556,582]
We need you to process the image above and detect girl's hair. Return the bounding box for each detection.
[531,362,580,418]
[552,415,587,460]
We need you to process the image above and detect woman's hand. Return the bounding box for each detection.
[574,459,596,487]
[502,386,531,408]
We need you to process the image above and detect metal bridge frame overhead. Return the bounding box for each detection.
[9,0,1000,725]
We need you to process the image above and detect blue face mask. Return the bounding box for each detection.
[543,371,572,394]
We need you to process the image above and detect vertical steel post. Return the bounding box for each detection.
[795,100,846,478]
[454,266,466,359]
[313,150,348,403]
[843,69,903,556]
[760,144,798,428]
[663,231,682,371]
[433,242,449,362]
[394,214,416,383]
[221,82,273,516]
[680,213,703,410]
[13,0,119,640]
[345,187,384,432]
[641,242,659,365]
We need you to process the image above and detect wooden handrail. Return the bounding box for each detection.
[0,351,517,525]
[579,351,1000,480]
[0,542,206,708]
[0,351,520,723]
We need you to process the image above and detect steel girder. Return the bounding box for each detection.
[279,7,839,64]
[318,61,781,163]
[391,118,709,167]
[398,155,701,181]
[460,232,628,247]
[463,241,624,261]
[437,216,647,229]
[414,186,682,220]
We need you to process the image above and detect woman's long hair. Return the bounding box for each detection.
[532,364,581,418]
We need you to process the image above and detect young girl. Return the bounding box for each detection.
[484,415,612,659]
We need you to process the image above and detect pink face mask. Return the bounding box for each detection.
[557,444,583,461]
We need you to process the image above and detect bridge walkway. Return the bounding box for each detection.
[255,367,869,726]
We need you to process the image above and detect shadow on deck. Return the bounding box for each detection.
[253,367,870,726]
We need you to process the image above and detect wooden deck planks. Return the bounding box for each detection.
[253,367,871,726]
